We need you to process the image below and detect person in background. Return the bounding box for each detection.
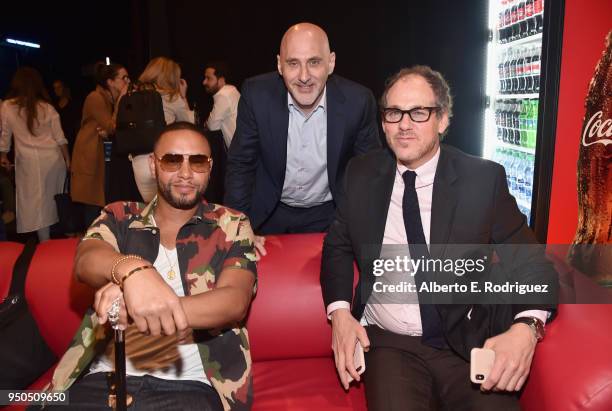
[52,79,80,154]
[0,98,16,239]
[0,67,70,242]
[201,61,239,205]
[132,56,194,202]
[202,61,240,150]
[72,62,129,228]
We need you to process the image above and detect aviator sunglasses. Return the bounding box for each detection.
[154,153,212,173]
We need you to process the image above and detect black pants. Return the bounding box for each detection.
[363,325,521,411]
[258,201,335,235]
[31,372,223,411]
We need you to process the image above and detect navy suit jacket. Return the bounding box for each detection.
[224,72,381,230]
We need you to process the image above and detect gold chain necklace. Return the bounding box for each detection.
[161,245,177,281]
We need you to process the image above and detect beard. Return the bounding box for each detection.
[157,179,205,210]
[205,83,220,95]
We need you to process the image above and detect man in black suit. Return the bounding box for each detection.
[321,66,557,410]
[225,23,380,238]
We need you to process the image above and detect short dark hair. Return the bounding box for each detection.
[154,121,210,151]
[205,61,231,83]
[380,65,453,136]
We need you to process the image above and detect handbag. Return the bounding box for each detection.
[54,175,84,234]
[0,239,57,390]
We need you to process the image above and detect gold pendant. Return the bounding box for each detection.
[167,270,176,280]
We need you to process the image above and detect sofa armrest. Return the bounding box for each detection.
[520,304,612,411]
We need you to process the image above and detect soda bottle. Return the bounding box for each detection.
[524,154,533,205]
[499,51,506,93]
[504,49,513,92]
[495,100,502,141]
[524,47,533,92]
[510,50,519,93]
[518,1,527,39]
[504,100,512,144]
[499,101,506,143]
[498,0,507,43]
[526,0,536,36]
[511,3,519,42]
[504,1,512,43]
[519,99,528,146]
[535,0,544,33]
[517,47,526,93]
[531,46,541,93]
[568,31,612,284]
[504,100,514,144]
[516,153,526,201]
[506,151,517,195]
[513,100,521,145]
[529,99,539,148]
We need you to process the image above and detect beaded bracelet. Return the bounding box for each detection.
[120,265,153,291]
[110,254,143,285]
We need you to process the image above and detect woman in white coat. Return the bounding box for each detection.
[0,67,70,242]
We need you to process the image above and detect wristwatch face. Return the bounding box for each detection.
[533,318,545,341]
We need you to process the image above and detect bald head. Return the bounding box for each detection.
[277,23,336,114]
[280,23,330,56]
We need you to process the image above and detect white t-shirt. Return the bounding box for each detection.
[88,245,209,385]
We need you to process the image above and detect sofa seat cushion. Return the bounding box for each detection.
[252,357,367,411]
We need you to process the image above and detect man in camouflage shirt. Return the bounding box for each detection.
[38,122,257,411]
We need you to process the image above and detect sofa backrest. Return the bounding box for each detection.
[24,238,94,357]
[0,241,23,300]
[246,233,335,361]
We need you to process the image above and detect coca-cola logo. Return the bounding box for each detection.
[582,111,612,147]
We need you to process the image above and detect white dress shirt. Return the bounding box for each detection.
[206,84,240,149]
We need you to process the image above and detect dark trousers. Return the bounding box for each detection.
[364,325,521,411]
[31,372,223,411]
[258,201,335,235]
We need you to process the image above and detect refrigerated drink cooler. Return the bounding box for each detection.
[484,0,544,223]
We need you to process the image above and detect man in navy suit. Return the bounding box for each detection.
[224,23,380,238]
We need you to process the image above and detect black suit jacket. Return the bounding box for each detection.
[320,145,558,360]
[224,72,381,230]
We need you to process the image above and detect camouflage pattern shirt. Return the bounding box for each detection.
[46,198,257,411]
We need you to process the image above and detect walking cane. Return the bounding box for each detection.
[107,297,133,410]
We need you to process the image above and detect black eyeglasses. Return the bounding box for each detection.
[382,106,441,123]
[154,153,212,173]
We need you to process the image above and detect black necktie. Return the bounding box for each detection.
[402,170,445,349]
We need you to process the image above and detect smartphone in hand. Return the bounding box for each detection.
[347,341,366,383]
[470,348,495,384]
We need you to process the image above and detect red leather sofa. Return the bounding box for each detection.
[2,234,612,410]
